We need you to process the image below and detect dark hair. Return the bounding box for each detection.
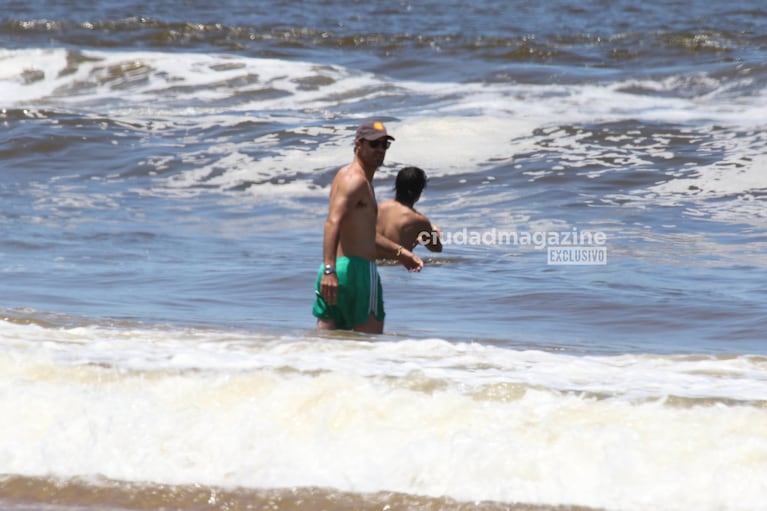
[395,166,427,205]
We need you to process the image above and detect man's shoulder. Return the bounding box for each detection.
[407,209,432,228]
[378,198,398,210]
[398,203,428,222]
[378,199,409,217]
[334,164,368,190]
[384,201,431,228]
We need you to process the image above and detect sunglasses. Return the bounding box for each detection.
[365,139,391,149]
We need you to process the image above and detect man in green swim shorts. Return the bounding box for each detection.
[313,120,423,333]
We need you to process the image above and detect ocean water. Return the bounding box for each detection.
[1,1,767,510]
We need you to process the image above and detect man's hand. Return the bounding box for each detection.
[398,247,424,272]
[320,273,339,305]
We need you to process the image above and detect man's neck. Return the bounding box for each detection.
[355,155,377,182]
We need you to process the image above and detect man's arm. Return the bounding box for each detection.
[401,214,442,253]
[376,232,424,272]
[414,218,442,253]
[319,177,353,305]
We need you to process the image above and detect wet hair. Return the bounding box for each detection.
[395,166,427,205]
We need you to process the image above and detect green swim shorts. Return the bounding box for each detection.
[312,256,385,330]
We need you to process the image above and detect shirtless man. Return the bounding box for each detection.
[312,120,423,333]
[377,166,442,258]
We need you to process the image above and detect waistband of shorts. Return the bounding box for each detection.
[336,255,376,266]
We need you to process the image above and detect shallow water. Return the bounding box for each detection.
[2,1,766,509]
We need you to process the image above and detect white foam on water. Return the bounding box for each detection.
[1,320,766,510]
[597,129,767,228]
[4,48,764,130]
[383,116,531,175]
[4,321,767,401]
[153,113,539,203]
[4,48,766,228]
[643,143,767,223]
[0,48,70,103]
[0,48,361,111]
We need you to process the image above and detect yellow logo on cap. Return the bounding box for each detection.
[373,121,384,131]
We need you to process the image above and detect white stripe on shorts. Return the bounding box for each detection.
[368,262,377,316]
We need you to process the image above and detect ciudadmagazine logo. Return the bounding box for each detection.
[418,227,607,265]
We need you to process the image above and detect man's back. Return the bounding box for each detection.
[377,199,441,254]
